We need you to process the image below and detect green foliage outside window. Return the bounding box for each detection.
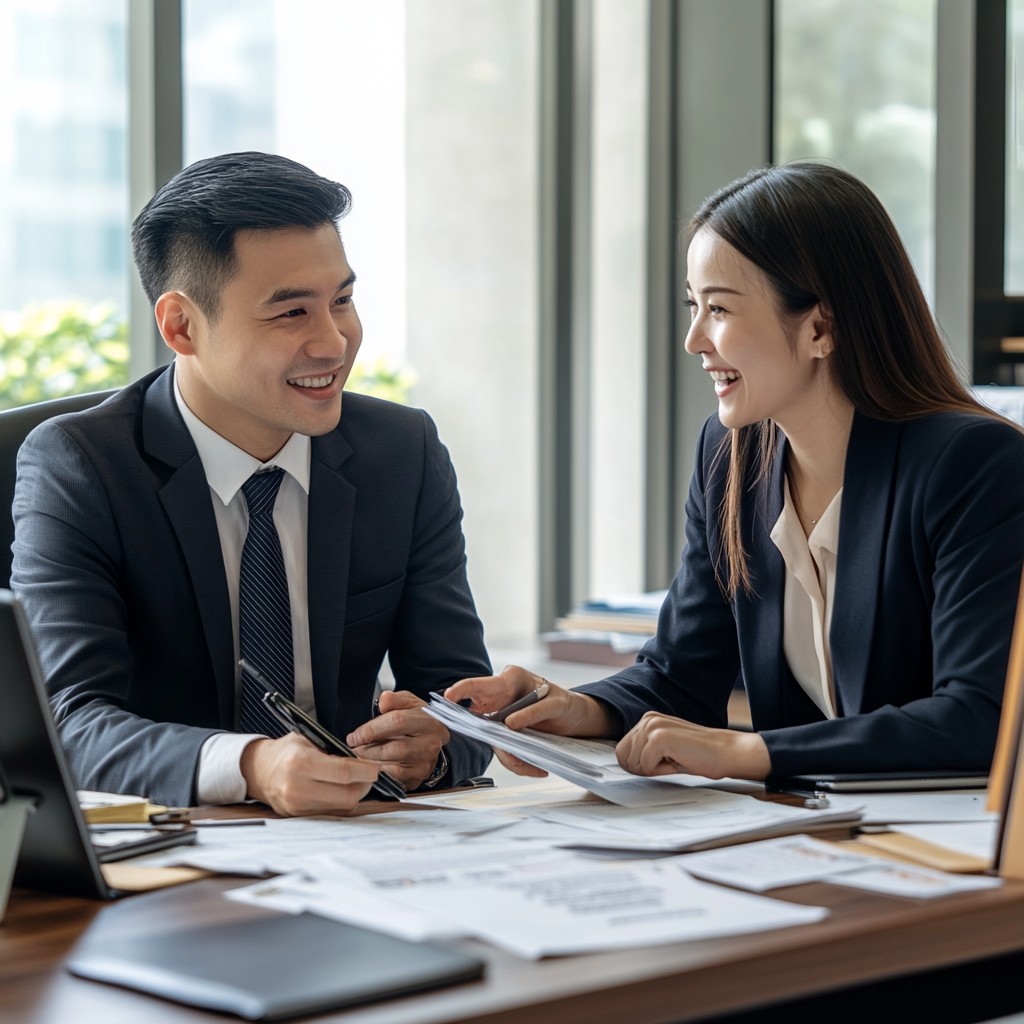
[0,302,130,409]
[0,301,413,410]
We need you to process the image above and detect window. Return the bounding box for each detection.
[183,0,540,646]
[1007,0,1024,294]
[0,0,130,404]
[587,0,648,599]
[775,0,937,301]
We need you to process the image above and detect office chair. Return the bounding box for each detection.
[0,390,117,589]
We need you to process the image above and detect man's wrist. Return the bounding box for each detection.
[420,746,449,789]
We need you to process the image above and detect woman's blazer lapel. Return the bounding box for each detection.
[735,414,904,725]
[829,414,903,716]
[733,430,789,728]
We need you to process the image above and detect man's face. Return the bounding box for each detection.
[174,223,362,461]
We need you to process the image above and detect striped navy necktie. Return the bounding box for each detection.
[238,468,294,736]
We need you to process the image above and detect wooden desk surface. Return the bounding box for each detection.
[3,824,1024,1024]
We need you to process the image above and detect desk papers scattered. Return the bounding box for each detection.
[226,845,827,959]
[825,863,1001,898]
[822,790,998,825]
[680,835,879,890]
[525,790,863,853]
[679,835,1001,899]
[139,811,517,876]
[129,776,1005,960]
[889,820,999,862]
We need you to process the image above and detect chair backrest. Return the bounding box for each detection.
[0,390,118,589]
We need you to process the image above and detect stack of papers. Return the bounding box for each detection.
[423,695,862,843]
[424,694,726,807]
[77,790,166,824]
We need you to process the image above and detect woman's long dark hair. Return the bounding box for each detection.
[690,163,993,596]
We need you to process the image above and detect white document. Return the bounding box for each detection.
[227,870,468,942]
[380,854,828,958]
[679,835,879,891]
[228,844,828,959]
[138,810,518,875]
[822,790,997,825]
[527,790,862,852]
[423,695,723,807]
[410,778,597,811]
[826,863,1002,899]
[890,820,999,862]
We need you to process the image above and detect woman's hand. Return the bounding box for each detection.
[444,665,618,777]
[615,712,772,781]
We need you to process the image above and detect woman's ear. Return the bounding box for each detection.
[154,292,204,356]
[810,306,834,358]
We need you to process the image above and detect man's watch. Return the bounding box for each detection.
[421,746,449,789]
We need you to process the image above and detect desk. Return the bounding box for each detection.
[3,819,1023,1024]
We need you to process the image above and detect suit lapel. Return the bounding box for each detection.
[737,429,789,727]
[142,367,236,727]
[830,413,903,715]
[307,428,355,729]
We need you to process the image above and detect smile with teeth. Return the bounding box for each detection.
[288,373,337,389]
[708,369,740,394]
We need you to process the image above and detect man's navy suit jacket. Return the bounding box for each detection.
[582,411,1024,776]
[11,365,491,806]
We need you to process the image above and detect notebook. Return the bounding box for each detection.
[767,770,989,793]
[67,890,485,1021]
[0,589,196,899]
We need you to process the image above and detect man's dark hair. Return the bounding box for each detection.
[130,151,352,319]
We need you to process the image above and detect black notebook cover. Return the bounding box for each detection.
[767,770,988,793]
[67,908,484,1020]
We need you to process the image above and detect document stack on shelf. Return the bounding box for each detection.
[544,590,666,666]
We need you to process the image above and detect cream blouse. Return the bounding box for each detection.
[769,481,844,719]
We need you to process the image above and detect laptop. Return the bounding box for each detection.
[0,589,195,899]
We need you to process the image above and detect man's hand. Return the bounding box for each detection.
[444,666,619,778]
[614,712,772,781]
[240,734,379,816]
[346,690,449,790]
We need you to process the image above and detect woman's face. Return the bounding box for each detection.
[683,227,832,436]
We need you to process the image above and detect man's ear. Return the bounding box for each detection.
[154,292,204,356]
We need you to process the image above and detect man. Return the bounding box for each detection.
[11,151,491,814]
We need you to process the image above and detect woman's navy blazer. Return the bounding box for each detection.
[581,410,1024,775]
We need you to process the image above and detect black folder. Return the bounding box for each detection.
[68,904,484,1020]
[767,770,988,793]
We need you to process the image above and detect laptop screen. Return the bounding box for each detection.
[0,589,112,898]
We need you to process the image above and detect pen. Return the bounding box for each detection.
[240,659,406,801]
[770,788,831,809]
[89,823,190,832]
[89,820,267,830]
[484,681,550,723]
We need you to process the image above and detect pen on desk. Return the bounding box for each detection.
[770,788,831,810]
[89,822,189,832]
[187,818,268,827]
[484,681,550,723]
[89,819,267,831]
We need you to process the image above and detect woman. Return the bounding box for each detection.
[447,162,1024,782]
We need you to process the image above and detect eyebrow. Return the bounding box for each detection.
[685,283,744,296]
[262,271,357,308]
